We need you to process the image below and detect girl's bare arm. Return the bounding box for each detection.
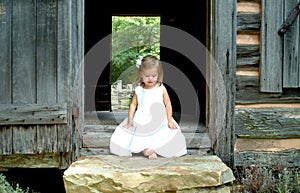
[125,92,137,128]
[162,85,179,129]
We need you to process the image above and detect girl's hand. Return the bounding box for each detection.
[168,120,179,130]
[122,123,133,129]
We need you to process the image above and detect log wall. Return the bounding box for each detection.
[234,0,300,167]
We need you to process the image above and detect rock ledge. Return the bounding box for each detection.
[63,155,235,193]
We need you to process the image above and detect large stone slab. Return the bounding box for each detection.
[63,155,235,193]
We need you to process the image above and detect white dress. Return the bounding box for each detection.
[109,84,187,158]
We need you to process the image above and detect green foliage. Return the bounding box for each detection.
[111,16,160,84]
[0,174,39,193]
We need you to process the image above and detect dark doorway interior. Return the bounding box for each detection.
[85,1,206,122]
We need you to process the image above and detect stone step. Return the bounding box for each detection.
[80,147,213,157]
[80,131,212,157]
[82,112,211,157]
[82,131,211,149]
[84,123,207,133]
[84,111,205,129]
[63,155,235,193]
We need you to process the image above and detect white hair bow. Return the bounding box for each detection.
[135,56,143,68]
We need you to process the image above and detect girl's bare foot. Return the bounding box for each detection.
[143,148,157,159]
[143,148,153,156]
[148,152,158,159]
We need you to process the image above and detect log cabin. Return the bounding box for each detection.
[0,0,299,172]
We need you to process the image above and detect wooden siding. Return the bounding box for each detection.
[237,13,260,33]
[12,0,37,103]
[235,147,300,167]
[209,0,236,167]
[235,0,300,167]
[236,0,300,104]
[235,105,300,139]
[282,0,300,88]
[0,0,81,169]
[260,0,300,92]
[0,104,67,125]
[0,1,11,104]
[260,0,283,93]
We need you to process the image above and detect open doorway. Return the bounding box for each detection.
[84,1,207,124]
[110,16,161,112]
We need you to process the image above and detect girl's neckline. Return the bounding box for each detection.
[141,84,160,90]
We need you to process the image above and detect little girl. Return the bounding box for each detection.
[109,55,187,159]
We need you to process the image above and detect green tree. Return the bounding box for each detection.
[111,16,160,84]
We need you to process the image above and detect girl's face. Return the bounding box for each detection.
[141,68,158,89]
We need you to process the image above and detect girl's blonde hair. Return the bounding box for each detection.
[134,55,163,87]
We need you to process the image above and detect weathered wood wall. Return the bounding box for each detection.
[234,0,300,167]
[0,0,84,169]
[209,0,236,167]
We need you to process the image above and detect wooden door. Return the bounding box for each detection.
[0,0,78,169]
[260,0,300,92]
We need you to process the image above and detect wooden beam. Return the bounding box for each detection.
[235,107,300,138]
[0,104,67,125]
[237,13,260,33]
[237,44,260,67]
[234,149,300,167]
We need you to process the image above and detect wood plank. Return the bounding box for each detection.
[84,124,207,133]
[260,0,283,92]
[36,0,57,103]
[35,0,59,155]
[37,125,58,153]
[12,0,36,103]
[71,0,85,161]
[57,0,70,104]
[0,126,12,154]
[185,133,211,149]
[13,125,36,153]
[80,148,111,156]
[236,74,281,104]
[283,0,300,88]
[235,107,300,138]
[0,0,12,103]
[0,104,67,125]
[82,131,211,149]
[57,0,71,154]
[80,148,212,157]
[237,13,260,33]
[210,0,236,166]
[234,149,300,167]
[237,44,260,67]
[236,73,300,104]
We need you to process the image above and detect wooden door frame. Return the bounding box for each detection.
[77,0,237,166]
[208,0,236,166]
